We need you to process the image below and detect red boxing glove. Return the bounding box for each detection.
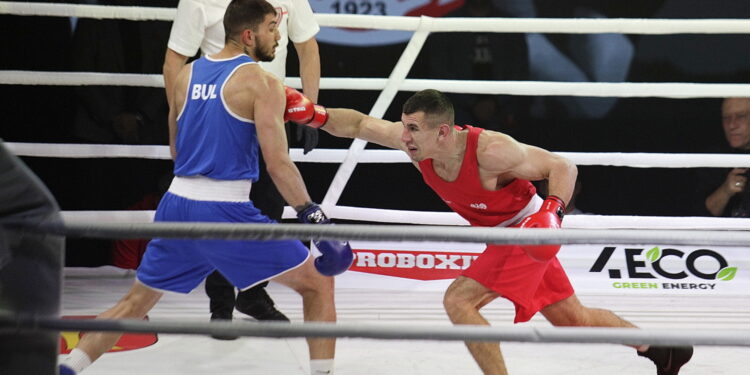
[515,195,566,262]
[284,86,328,128]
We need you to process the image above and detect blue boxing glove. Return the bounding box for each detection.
[297,202,353,276]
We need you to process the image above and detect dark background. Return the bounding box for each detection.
[1,0,749,264]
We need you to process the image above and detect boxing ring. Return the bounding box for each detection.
[3,2,750,374]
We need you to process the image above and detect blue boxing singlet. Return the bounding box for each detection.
[174,54,260,181]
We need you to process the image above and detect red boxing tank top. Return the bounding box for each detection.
[418,125,536,227]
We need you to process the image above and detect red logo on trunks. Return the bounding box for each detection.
[349,249,480,280]
[59,315,158,354]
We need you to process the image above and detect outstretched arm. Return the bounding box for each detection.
[323,109,405,151]
[282,87,406,152]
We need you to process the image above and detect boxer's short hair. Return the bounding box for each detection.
[224,0,277,42]
[403,89,455,128]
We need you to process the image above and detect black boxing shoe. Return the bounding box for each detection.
[235,288,290,322]
[209,311,239,340]
[638,346,694,375]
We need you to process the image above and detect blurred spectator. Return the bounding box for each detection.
[698,98,750,217]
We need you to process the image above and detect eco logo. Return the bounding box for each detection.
[589,246,738,290]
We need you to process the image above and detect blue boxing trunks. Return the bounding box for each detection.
[137,176,310,293]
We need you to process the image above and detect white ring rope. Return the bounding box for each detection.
[24,221,750,246]
[7,143,172,160]
[0,1,175,21]
[8,142,750,169]
[0,71,164,88]
[4,2,750,35]
[4,71,750,99]
[6,317,749,347]
[59,209,750,230]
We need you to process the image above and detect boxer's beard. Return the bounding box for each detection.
[254,41,277,62]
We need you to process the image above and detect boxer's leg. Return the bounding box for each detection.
[272,256,335,373]
[443,276,507,375]
[541,294,693,375]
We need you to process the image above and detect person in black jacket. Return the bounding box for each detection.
[701,98,750,217]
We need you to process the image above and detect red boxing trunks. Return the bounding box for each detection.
[463,244,574,323]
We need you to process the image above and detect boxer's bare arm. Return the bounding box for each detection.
[477,131,577,204]
[254,74,312,209]
[323,109,407,153]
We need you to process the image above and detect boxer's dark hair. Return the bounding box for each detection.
[224,0,277,43]
[403,89,455,128]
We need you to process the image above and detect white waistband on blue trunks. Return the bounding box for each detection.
[168,175,252,202]
[496,194,543,228]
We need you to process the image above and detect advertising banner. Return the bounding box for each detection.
[337,240,748,296]
[309,0,465,46]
